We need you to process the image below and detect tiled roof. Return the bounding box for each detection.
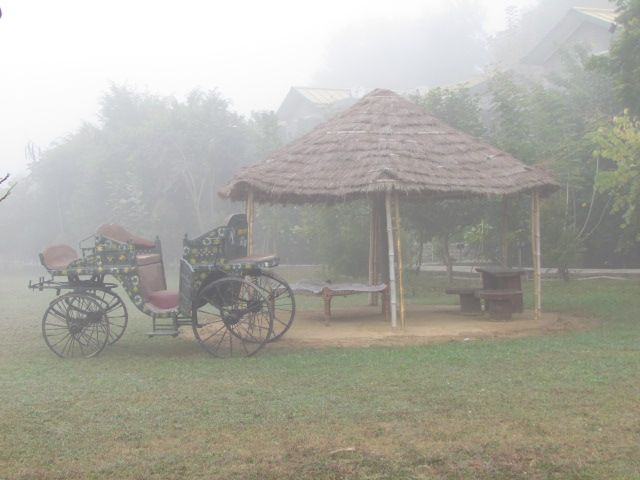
[574,7,617,25]
[293,87,352,105]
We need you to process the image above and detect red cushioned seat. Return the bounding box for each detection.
[96,224,156,248]
[147,290,180,310]
[41,244,78,270]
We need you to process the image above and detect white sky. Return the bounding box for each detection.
[0,0,537,175]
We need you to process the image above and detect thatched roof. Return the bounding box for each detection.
[221,89,558,204]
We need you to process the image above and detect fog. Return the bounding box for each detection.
[2,1,640,472]
[313,4,489,89]
[1,0,636,271]
[2,0,535,176]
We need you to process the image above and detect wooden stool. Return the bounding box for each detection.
[445,287,482,314]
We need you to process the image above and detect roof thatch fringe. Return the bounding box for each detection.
[220,89,558,204]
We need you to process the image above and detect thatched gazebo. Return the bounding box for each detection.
[220,89,558,326]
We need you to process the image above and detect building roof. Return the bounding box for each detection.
[276,87,355,122]
[221,89,557,204]
[522,7,617,65]
[574,7,618,26]
[291,87,353,105]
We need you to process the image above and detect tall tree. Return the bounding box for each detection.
[485,49,628,274]
[406,88,487,282]
[1,85,258,260]
[0,174,12,203]
[594,112,640,240]
[609,0,640,116]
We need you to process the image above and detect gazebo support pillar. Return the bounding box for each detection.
[501,196,509,267]
[385,191,398,328]
[246,190,255,256]
[531,189,542,320]
[393,192,406,328]
[369,195,387,308]
[368,197,379,306]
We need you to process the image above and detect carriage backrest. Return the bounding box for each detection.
[223,213,248,260]
[95,224,166,299]
[182,213,248,266]
[137,260,167,301]
[96,224,156,249]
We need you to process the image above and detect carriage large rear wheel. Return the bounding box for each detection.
[42,292,110,358]
[87,288,128,345]
[192,277,273,358]
[249,271,296,342]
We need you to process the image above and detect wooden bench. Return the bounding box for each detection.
[476,289,523,320]
[445,287,482,314]
[290,281,388,324]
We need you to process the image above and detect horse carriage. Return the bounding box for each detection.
[29,214,295,358]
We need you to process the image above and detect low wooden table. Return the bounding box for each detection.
[476,267,525,314]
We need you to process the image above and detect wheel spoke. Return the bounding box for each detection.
[42,293,110,358]
[85,290,128,345]
[248,272,295,342]
[192,277,274,358]
[200,323,227,344]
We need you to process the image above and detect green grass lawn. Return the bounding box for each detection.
[1,270,639,479]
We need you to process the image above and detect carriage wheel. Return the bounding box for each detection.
[249,271,296,342]
[192,277,273,358]
[42,293,110,358]
[87,289,128,345]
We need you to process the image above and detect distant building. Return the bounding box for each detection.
[276,8,619,141]
[277,87,357,140]
[520,7,617,78]
[411,6,618,128]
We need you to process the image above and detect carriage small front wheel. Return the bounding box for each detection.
[249,271,296,342]
[192,277,274,358]
[86,288,128,345]
[42,292,110,358]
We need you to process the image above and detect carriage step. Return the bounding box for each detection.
[147,330,179,337]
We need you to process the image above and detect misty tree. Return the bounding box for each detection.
[485,50,627,274]
[582,0,640,249]
[27,130,96,241]
[4,85,258,260]
[591,0,640,117]
[593,113,640,241]
[415,87,484,137]
[487,72,538,163]
[95,86,251,238]
[247,111,289,256]
[161,90,248,233]
[0,174,12,203]
[405,87,487,282]
[405,200,483,284]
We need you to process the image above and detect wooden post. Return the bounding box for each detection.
[385,191,398,328]
[368,197,377,306]
[376,196,386,310]
[246,190,255,256]
[393,192,406,329]
[501,196,509,267]
[531,190,542,320]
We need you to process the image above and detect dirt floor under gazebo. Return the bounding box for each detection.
[270,305,597,351]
